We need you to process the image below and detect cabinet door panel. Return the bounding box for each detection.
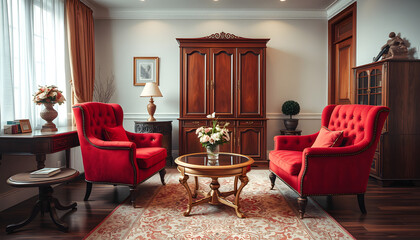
[237,48,263,117]
[237,127,263,159]
[183,48,209,117]
[181,127,204,154]
[210,48,235,117]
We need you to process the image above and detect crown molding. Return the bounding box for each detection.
[326,0,356,19]
[93,9,327,20]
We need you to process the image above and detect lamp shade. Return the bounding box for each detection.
[140,82,163,97]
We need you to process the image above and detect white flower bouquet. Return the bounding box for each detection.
[195,112,230,148]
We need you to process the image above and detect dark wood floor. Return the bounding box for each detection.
[1,169,420,239]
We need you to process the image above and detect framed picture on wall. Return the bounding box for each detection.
[133,57,159,86]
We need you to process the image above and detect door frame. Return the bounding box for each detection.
[328,2,357,104]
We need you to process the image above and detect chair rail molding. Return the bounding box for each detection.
[124,113,179,121]
[267,112,322,120]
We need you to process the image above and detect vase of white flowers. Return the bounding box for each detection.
[196,112,230,160]
[33,85,66,132]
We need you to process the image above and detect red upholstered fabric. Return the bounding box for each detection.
[269,104,389,197]
[311,126,343,148]
[103,125,129,141]
[72,102,166,187]
[136,147,167,169]
[269,150,302,176]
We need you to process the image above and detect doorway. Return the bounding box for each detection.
[328,3,357,104]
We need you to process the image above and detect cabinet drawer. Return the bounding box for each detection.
[218,120,235,127]
[183,120,207,127]
[238,120,263,127]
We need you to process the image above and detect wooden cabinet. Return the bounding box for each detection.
[353,60,420,183]
[177,32,269,164]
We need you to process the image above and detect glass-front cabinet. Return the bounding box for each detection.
[354,62,386,178]
[353,59,420,184]
[356,65,383,106]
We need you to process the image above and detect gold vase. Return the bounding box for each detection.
[40,102,58,132]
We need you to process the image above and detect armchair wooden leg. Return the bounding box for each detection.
[297,196,307,219]
[357,193,367,214]
[159,169,166,185]
[269,172,276,190]
[84,182,92,201]
[130,186,136,207]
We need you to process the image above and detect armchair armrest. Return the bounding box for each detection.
[126,132,163,148]
[274,133,318,151]
[82,137,139,185]
[299,140,373,195]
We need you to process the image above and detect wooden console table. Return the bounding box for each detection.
[0,126,79,169]
[134,121,173,166]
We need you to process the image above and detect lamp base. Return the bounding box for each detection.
[147,97,157,122]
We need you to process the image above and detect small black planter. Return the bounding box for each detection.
[284,119,299,131]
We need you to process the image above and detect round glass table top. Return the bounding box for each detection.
[175,152,253,168]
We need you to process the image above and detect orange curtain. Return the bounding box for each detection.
[66,0,95,105]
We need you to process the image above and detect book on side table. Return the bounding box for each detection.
[30,168,61,178]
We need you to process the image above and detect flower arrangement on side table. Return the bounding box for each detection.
[33,85,66,132]
[195,112,230,161]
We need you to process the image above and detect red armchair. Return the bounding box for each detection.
[269,104,389,218]
[73,102,167,206]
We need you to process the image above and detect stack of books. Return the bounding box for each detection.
[3,121,21,134]
[30,168,61,178]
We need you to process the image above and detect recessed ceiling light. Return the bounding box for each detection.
[140,0,145,2]
[213,0,219,2]
[280,0,286,2]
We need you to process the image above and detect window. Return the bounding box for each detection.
[2,0,67,129]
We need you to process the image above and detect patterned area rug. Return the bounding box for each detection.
[84,169,354,239]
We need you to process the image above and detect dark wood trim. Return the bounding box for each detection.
[328,2,357,104]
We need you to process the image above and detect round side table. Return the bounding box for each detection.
[6,168,79,233]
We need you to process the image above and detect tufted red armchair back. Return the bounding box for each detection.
[321,104,384,146]
[76,102,124,140]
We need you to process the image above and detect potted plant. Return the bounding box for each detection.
[282,100,300,131]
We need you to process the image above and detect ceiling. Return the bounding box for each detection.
[85,0,337,11]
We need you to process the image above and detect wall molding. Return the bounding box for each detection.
[326,0,356,19]
[124,113,179,121]
[0,188,38,212]
[124,112,321,121]
[94,9,327,20]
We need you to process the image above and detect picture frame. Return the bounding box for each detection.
[133,57,159,86]
[18,119,32,133]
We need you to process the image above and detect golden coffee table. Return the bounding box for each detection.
[175,152,253,218]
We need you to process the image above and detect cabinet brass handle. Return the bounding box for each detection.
[246,121,254,125]
[192,121,200,124]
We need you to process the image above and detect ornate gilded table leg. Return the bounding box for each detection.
[179,174,193,216]
[192,176,199,198]
[233,175,249,218]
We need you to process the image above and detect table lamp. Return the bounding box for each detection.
[140,82,163,121]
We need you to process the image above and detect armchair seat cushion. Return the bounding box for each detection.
[269,150,302,176]
[136,147,167,169]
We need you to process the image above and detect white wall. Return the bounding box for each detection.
[94,19,329,153]
[356,0,420,65]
